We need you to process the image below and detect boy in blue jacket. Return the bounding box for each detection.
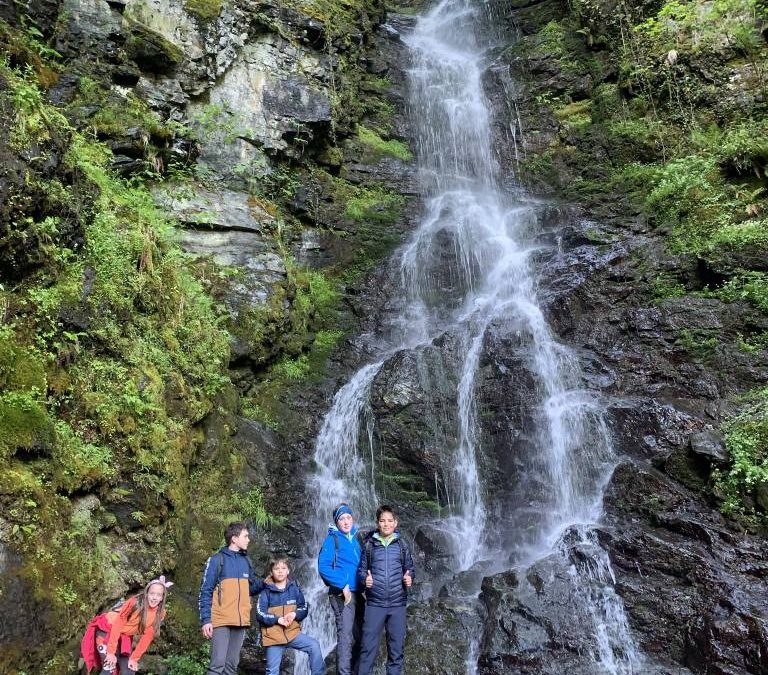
[257,556,325,675]
[318,503,364,675]
[356,505,415,675]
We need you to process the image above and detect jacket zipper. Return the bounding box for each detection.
[237,564,242,626]
[384,541,390,604]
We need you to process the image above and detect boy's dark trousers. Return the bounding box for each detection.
[356,605,406,675]
[329,592,365,675]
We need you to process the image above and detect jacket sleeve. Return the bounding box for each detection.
[129,624,156,662]
[294,586,308,623]
[403,541,416,581]
[318,535,348,590]
[356,545,369,588]
[250,577,265,596]
[256,591,277,626]
[198,555,218,625]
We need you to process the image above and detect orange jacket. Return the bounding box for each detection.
[106,596,165,662]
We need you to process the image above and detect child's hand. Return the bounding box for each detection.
[103,654,117,669]
[128,658,139,671]
[342,585,352,605]
[284,611,296,624]
[403,570,412,588]
[202,623,213,639]
[277,616,288,626]
[365,570,373,588]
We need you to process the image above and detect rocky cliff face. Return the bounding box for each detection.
[0,0,417,670]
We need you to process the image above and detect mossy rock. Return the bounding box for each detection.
[124,21,184,73]
[184,0,224,22]
[0,395,55,459]
[0,337,46,392]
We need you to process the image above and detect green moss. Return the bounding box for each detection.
[675,329,719,359]
[554,100,592,124]
[356,125,413,162]
[649,273,687,301]
[240,268,345,432]
[517,148,559,186]
[184,0,223,22]
[344,187,404,224]
[717,118,768,177]
[712,273,768,313]
[0,391,54,459]
[0,60,233,666]
[124,21,184,68]
[0,330,46,391]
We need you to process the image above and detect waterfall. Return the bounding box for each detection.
[295,0,644,672]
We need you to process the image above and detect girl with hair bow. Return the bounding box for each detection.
[81,576,173,674]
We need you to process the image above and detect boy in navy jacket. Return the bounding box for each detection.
[356,505,415,675]
[318,503,364,675]
[257,556,324,675]
[199,522,264,675]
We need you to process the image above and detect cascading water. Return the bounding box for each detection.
[296,0,645,672]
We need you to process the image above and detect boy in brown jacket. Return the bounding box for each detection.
[256,556,325,675]
[199,522,264,675]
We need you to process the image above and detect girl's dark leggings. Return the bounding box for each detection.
[95,629,131,674]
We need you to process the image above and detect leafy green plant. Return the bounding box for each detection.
[714,388,768,521]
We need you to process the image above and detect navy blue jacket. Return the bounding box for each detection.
[256,578,310,646]
[256,578,309,626]
[318,525,362,593]
[356,532,415,607]
[199,547,264,627]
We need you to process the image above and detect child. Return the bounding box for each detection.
[199,521,264,675]
[317,502,365,675]
[257,556,325,675]
[356,505,415,675]
[81,576,172,674]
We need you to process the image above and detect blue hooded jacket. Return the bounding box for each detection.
[356,532,415,607]
[318,524,362,593]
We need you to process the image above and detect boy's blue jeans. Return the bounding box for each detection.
[265,633,325,675]
[357,605,407,675]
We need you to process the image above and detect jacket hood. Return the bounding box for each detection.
[264,577,298,592]
[326,524,359,536]
[372,531,400,543]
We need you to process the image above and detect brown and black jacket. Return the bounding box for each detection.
[199,547,265,628]
[256,577,309,646]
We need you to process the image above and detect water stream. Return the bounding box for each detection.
[296,0,644,672]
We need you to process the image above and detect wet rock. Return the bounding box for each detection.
[404,599,480,674]
[478,563,593,674]
[0,542,52,664]
[602,461,768,672]
[370,342,461,514]
[688,429,729,466]
[154,185,275,233]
